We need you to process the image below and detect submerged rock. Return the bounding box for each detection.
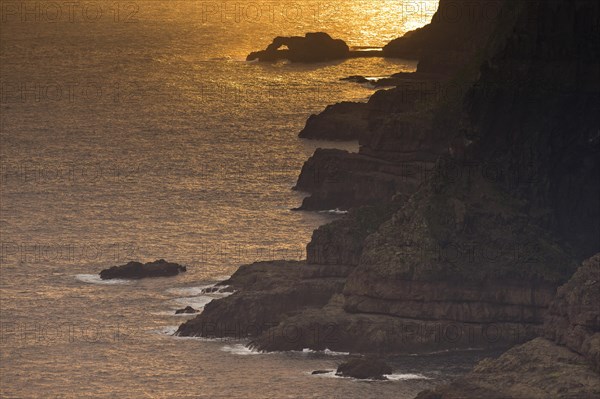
[99,259,186,280]
[340,75,370,84]
[175,306,198,314]
[335,357,392,380]
[311,370,333,375]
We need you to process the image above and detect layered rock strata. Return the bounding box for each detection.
[416,254,600,398]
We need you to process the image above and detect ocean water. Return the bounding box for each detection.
[1,1,493,397]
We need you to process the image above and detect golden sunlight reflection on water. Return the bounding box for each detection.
[0,1,446,398]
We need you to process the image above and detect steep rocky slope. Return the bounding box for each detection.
[416,254,600,398]
[383,0,504,74]
[462,0,600,257]
[544,254,600,372]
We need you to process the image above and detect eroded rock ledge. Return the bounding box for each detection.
[298,102,368,141]
[174,6,599,399]
[176,261,348,339]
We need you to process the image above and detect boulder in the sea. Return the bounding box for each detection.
[247,32,349,62]
[335,357,392,380]
[175,306,199,314]
[99,259,186,280]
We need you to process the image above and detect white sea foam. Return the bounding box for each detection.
[166,284,232,310]
[318,209,349,215]
[166,285,215,296]
[75,274,131,285]
[220,344,271,356]
[151,310,200,317]
[150,325,179,336]
[171,296,215,309]
[150,326,231,342]
[218,345,349,357]
[173,335,228,342]
[166,284,231,297]
[309,371,429,381]
[301,348,350,356]
[384,373,431,381]
[308,370,337,378]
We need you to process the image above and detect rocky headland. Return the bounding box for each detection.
[179,0,599,396]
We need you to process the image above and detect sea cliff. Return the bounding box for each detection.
[179,0,599,394]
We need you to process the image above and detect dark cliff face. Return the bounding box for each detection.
[348,0,599,302]
[384,0,504,74]
[280,0,597,352]
[464,0,600,258]
[301,0,599,257]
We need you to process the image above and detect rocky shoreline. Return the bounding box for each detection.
[178,0,599,397]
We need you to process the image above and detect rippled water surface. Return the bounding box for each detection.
[0,1,492,398]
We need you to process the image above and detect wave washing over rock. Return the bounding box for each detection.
[177,0,599,396]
